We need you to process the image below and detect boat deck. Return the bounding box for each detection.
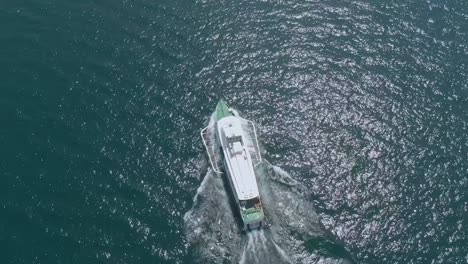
[218,116,260,200]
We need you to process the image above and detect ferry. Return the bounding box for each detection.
[201,100,266,230]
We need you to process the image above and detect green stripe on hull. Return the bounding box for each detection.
[216,99,234,121]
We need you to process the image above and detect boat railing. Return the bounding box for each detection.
[241,119,262,167]
[200,126,223,174]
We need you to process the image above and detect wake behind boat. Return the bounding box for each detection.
[201,100,267,231]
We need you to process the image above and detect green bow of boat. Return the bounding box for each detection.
[216,99,234,121]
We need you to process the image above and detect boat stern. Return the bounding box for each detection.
[242,207,266,230]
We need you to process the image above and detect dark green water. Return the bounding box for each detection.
[1,0,467,263]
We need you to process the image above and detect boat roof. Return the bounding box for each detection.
[217,116,260,200]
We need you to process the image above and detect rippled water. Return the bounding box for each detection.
[1,0,467,263]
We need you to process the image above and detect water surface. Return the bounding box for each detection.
[1,0,467,263]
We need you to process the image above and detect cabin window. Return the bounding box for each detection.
[226,135,243,144]
[240,197,261,209]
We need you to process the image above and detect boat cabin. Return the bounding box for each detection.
[218,119,260,201]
